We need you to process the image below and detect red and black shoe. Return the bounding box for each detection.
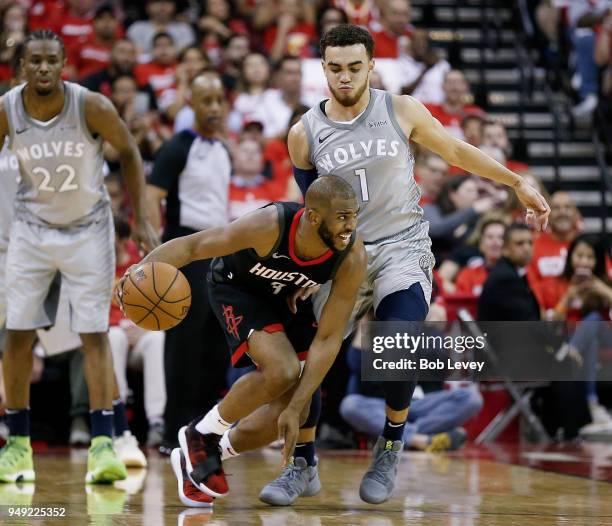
[171,448,214,508]
[178,424,229,498]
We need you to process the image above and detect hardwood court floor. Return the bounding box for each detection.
[1,446,612,525]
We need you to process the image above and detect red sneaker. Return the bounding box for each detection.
[171,448,214,508]
[178,424,229,498]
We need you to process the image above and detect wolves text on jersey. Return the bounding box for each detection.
[316,138,400,172]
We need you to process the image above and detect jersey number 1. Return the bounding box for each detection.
[354,168,369,202]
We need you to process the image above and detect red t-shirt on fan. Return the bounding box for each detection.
[426,103,485,139]
[69,37,113,79]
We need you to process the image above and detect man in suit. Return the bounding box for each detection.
[478,223,540,321]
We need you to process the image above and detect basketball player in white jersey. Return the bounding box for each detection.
[259,24,550,506]
[0,30,158,484]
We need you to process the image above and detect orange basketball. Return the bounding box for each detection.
[121,262,191,331]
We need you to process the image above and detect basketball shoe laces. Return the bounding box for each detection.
[267,458,306,493]
[368,448,398,486]
[0,438,29,468]
[89,438,115,460]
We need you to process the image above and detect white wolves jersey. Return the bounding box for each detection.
[3,81,109,227]
[0,145,19,249]
[301,88,423,243]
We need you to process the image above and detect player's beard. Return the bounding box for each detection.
[329,79,369,107]
[318,220,341,253]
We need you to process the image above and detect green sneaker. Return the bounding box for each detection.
[86,436,127,484]
[0,437,35,483]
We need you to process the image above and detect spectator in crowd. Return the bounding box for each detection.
[166,45,210,123]
[552,235,612,430]
[478,223,540,321]
[146,72,231,451]
[81,39,158,112]
[335,0,378,27]
[315,6,348,45]
[0,2,26,86]
[127,0,195,58]
[482,120,529,174]
[105,75,166,176]
[108,217,166,447]
[426,70,485,140]
[68,3,118,81]
[595,11,612,142]
[229,52,299,138]
[48,0,97,50]
[262,0,316,62]
[454,216,507,296]
[219,32,250,94]
[399,28,450,104]
[527,191,580,314]
[229,138,285,220]
[197,0,248,66]
[105,173,128,218]
[371,0,412,58]
[134,32,179,115]
[415,150,450,206]
[437,214,507,295]
[567,0,611,117]
[461,112,485,147]
[424,175,499,261]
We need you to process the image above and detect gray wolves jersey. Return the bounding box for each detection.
[3,81,108,227]
[0,145,19,250]
[301,88,423,243]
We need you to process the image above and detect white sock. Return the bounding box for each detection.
[220,429,240,461]
[195,404,233,436]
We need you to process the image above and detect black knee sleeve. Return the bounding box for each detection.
[382,380,417,412]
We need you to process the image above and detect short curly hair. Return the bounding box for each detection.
[320,24,375,60]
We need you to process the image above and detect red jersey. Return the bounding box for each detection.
[426,103,485,139]
[371,28,412,58]
[28,0,64,31]
[69,36,113,79]
[263,139,292,192]
[527,232,572,310]
[134,62,177,108]
[263,23,316,58]
[455,264,489,297]
[229,178,286,221]
[110,243,141,327]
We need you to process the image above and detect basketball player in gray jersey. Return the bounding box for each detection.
[260,25,550,506]
[0,30,158,484]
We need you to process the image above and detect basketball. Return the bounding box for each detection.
[121,262,191,331]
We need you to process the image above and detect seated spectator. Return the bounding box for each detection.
[262,0,316,62]
[461,111,485,147]
[0,3,26,86]
[81,39,158,113]
[567,0,610,117]
[109,217,166,447]
[166,46,210,123]
[219,33,250,94]
[48,0,96,51]
[229,52,301,138]
[27,0,64,32]
[105,75,166,175]
[68,3,118,81]
[438,214,506,295]
[478,223,540,321]
[415,150,450,206]
[197,0,248,66]
[482,120,529,174]
[229,138,286,220]
[105,173,128,218]
[426,70,485,140]
[127,0,195,59]
[134,32,179,115]
[315,6,348,47]
[370,0,412,58]
[552,235,612,431]
[399,28,450,104]
[424,175,498,262]
[527,191,580,314]
[335,0,378,27]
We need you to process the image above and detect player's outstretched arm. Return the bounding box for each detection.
[137,205,281,270]
[395,95,550,231]
[277,239,367,462]
[84,92,159,252]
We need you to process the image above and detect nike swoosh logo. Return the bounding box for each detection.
[318,131,334,143]
[16,128,29,134]
[272,253,291,259]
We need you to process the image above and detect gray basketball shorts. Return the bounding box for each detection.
[6,211,115,333]
[0,247,6,328]
[313,221,434,336]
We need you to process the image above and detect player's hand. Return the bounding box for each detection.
[515,179,550,231]
[287,285,320,314]
[277,407,300,466]
[115,264,140,313]
[133,219,160,254]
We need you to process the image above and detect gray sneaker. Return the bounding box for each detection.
[259,457,321,506]
[359,436,403,504]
